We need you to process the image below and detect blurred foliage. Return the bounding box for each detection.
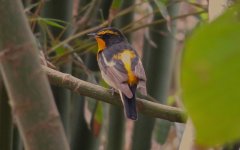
[182,4,240,146]
[111,0,123,9]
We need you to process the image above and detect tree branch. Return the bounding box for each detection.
[43,66,187,123]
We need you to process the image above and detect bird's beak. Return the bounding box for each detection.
[87,32,97,38]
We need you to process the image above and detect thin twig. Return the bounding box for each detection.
[31,0,45,31]
[125,11,206,33]
[75,0,98,30]
[47,21,109,54]
[50,41,94,63]
[47,1,147,54]
[170,0,208,11]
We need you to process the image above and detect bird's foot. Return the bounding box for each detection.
[109,87,118,95]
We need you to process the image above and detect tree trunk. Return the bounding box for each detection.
[0,0,69,149]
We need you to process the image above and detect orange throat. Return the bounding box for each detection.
[96,37,106,52]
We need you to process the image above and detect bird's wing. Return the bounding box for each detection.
[98,52,133,98]
[134,59,147,96]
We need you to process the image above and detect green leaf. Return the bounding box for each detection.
[84,75,103,137]
[42,18,68,24]
[55,46,66,55]
[24,2,40,12]
[153,0,169,21]
[92,102,103,137]
[111,0,123,9]
[94,102,103,125]
[182,5,240,146]
[37,18,66,29]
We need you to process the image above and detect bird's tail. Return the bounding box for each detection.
[120,85,137,120]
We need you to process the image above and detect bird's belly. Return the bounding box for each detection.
[101,71,118,89]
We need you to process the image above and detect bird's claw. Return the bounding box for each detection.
[109,87,117,95]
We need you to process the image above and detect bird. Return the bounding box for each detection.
[88,27,147,120]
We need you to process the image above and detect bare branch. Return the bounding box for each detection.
[43,66,187,123]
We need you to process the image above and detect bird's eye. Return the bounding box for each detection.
[102,33,110,38]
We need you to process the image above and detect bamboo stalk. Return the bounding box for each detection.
[0,75,13,150]
[132,1,179,149]
[41,0,74,140]
[0,0,69,149]
[69,68,88,150]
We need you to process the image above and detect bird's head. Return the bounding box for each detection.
[88,27,127,51]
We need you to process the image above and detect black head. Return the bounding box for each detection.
[88,27,127,47]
